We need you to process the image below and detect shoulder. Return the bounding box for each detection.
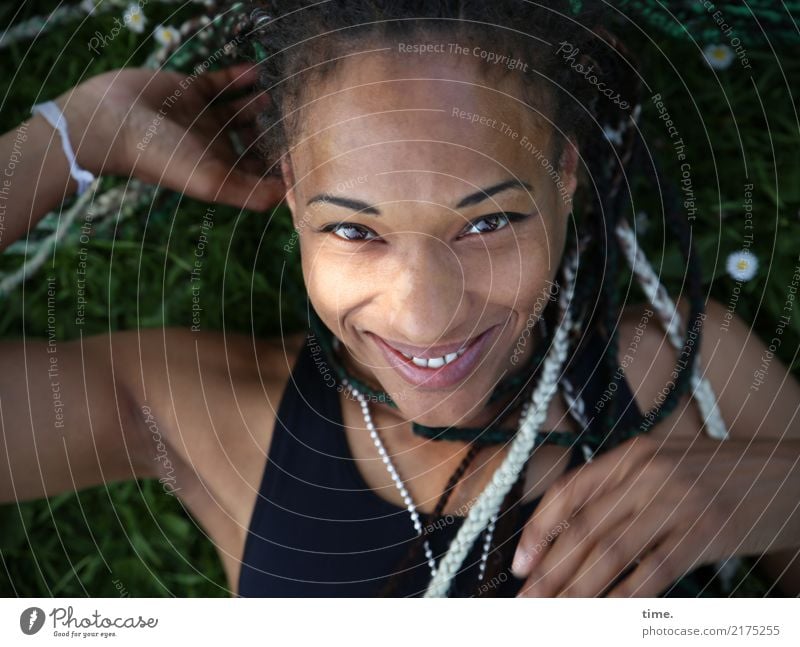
[111,325,309,483]
[109,326,309,590]
[111,325,308,517]
[617,297,800,441]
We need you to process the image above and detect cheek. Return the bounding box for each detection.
[461,225,554,309]
[300,241,380,320]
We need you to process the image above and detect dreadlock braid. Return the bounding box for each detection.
[424,250,579,597]
[472,464,529,597]
[377,441,480,597]
[571,24,643,455]
[604,123,707,445]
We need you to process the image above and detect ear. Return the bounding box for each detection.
[280,155,297,216]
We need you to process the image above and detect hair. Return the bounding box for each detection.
[243,1,605,174]
[229,0,706,596]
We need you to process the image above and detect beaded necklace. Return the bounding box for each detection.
[342,377,523,584]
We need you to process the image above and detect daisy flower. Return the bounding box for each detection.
[726,249,758,282]
[123,3,147,34]
[703,44,734,70]
[154,25,181,47]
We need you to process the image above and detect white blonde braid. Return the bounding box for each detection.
[423,251,579,597]
[615,219,728,440]
[616,219,740,586]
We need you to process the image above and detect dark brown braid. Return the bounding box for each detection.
[473,463,529,597]
[378,371,541,597]
[377,440,481,597]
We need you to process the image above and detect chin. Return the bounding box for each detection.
[396,392,492,429]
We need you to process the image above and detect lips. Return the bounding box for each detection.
[369,325,499,389]
[376,332,483,359]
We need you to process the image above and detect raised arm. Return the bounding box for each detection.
[0,63,284,252]
[1,63,286,499]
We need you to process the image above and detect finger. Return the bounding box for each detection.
[194,118,227,144]
[135,118,284,212]
[236,154,268,176]
[189,157,286,212]
[214,91,271,127]
[511,460,600,579]
[222,170,285,212]
[517,485,642,597]
[189,94,269,145]
[605,532,693,598]
[195,62,261,99]
[512,435,655,579]
[235,126,267,155]
[556,505,670,597]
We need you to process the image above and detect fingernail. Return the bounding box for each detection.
[511,548,530,578]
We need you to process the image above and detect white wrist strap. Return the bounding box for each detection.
[31,100,96,196]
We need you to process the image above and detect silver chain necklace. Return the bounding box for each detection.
[342,377,531,587]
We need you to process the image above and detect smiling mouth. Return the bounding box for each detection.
[377,333,482,365]
[397,346,467,369]
[368,326,500,389]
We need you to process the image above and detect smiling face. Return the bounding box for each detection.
[280,50,579,428]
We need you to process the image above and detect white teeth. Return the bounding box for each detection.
[405,346,467,369]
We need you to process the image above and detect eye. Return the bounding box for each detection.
[459,212,531,237]
[318,211,533,243]
[319,222,379,242]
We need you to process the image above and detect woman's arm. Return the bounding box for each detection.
[0,63,284,253]
[0,111,86,250]
[701,299,800,594]
[612,297,800,594]
[512,297,800,597]
[0,334,157,502]
[627,297,800,594]
[0,63,286,500]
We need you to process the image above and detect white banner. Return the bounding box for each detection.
[0,598,798,645]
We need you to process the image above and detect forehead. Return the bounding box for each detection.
[289,53,555,201]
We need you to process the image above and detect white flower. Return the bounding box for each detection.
[123,3,147,34]
[80,0,97,13]
[726,249,758,282]
[154,25,181,47]
[703,44,734,70]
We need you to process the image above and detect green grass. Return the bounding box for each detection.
[1,1,797,596]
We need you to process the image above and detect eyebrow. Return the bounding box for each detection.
[305,178,533,215]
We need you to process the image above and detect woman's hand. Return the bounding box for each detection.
[510,433,800,597]
[54,63,284,211]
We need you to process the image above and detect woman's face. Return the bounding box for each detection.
[281,52,579,428]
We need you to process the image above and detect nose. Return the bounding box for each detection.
[386,237,468,343]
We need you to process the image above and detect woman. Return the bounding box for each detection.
[1,0,799,597]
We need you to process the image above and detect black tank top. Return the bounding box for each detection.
[238,326,719,597]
